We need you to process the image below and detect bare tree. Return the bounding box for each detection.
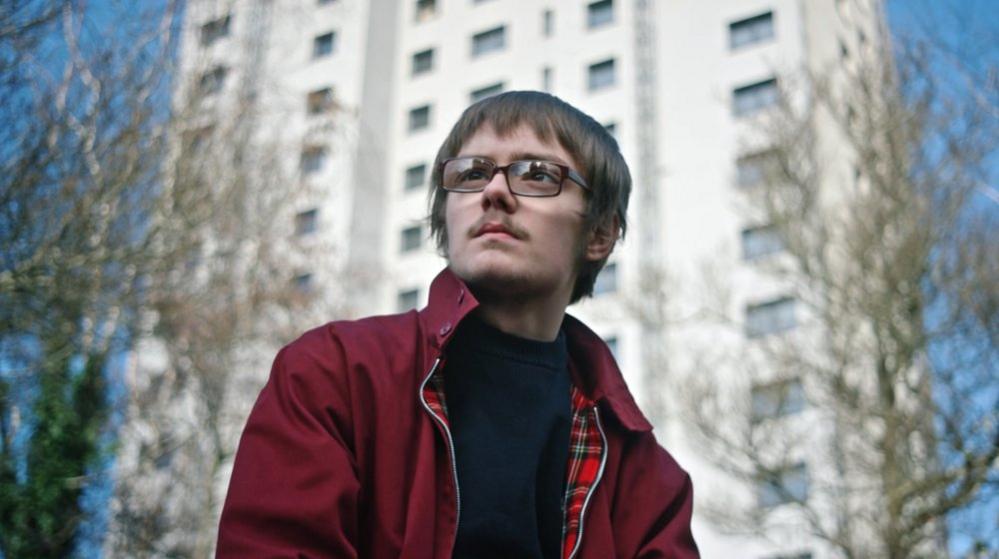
[1,1,353,557]
[0,2,184,556]
[677,11,998,559]
[101,0,363,554]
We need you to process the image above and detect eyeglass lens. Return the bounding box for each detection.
[443,158,564,196]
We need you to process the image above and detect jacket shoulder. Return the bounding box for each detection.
[276,310,426,383]
[287,310,421,352]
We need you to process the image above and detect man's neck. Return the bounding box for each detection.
[472,294,569,342]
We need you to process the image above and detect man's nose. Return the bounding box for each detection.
[480,168,517,212]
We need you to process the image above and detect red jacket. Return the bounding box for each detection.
[217,269,699,558]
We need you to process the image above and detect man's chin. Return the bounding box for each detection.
[451,263,536,299]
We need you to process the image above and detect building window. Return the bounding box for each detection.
[300,146,327,174]
[293,273,314,294]
[729,11,774,50]
[415,0,436,22]
[408,105,431,132]
[603,121,617,138]
[412,48,434,75]
[470,82,504,103]
[745,296,796,338]
[401,225,423,252]
[295,208,319,236]
[200,14,231,46]
[733,78,779,116]
[735,150,777,188]
[541,66,553,91]
[594,262,618,295]
[751,378,805,421]
[741,224,784,260]
[758,462,809,508]
[471,25,506,57]
[587,0,613,29]
[398,288,420,311]
[587,58,615,91]
[405,163,427,190]
[542,9,554,37]
[313,31,336,58]
[306,87,336,115]
[184,124,215,153]
[198,66,227,96]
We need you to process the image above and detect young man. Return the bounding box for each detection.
[217,91,698,558]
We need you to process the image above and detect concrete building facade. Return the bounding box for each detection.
[169,0,884,556]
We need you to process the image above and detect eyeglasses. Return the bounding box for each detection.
[439,157,590,197]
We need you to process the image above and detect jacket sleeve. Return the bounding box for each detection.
[616,433,699,559]
[216,339,360,558]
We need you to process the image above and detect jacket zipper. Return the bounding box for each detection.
[418,355,461,555]
[566,405,609,559]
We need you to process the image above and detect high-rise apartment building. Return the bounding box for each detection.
[158,0,884,556]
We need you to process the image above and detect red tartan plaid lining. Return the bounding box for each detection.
[560,386,606,559]
[421,366,606,559]
[422,366,449,426]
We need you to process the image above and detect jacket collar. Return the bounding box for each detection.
[418,268,654,433]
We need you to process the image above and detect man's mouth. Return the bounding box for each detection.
[474,222,519,239]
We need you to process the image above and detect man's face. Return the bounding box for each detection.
[444,123,597,303]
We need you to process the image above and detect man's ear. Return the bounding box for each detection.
[584,215,619,262]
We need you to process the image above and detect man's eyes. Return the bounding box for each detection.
[521,163,561,183]
[524,170,560,183]
[459,168,491,181]
[453,161,561,184]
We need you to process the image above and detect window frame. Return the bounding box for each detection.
[306,87,336,115]
[397,288,420,311]
[408,104,432,132]
[745,296,796,338]
[732,77,779,116]
[300,145,328,174]
[735,149,778,188]
[412,48,435,76]
[758,462,809,508]
[471,25,507,58]
[415,0,437,22]
[469,81,505,103]
[587,58,616,91]
[404,163,427,190]
[200,14,232,47]
[293,272,314,294]
[313,31,336,58]
[751,378,806,421]
[741,223,784,260]
[542,9,554,37]
[294,208,319,236]
[198,66,228,96]
[728,11,775,50]
[400,225,423,252]
[587,0,614,29]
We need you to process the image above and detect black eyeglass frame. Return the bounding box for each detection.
[438,156,591,197]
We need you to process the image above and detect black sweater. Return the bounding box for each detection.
[444,314,572,559]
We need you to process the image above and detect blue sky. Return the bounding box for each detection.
[886,1,998,555]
